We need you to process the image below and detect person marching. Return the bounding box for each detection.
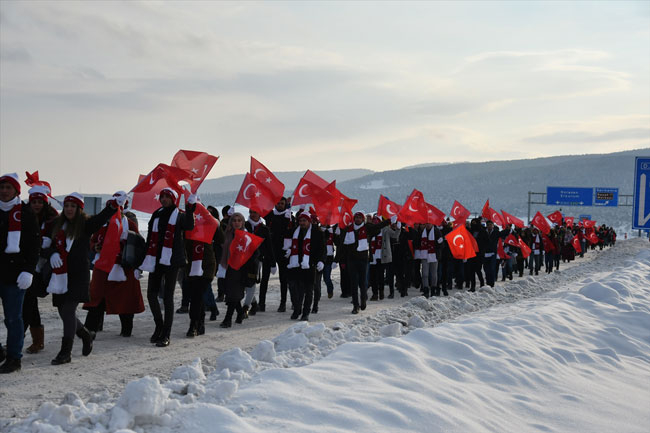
[140,188,196,347]
[242,209,275,317]
[22,184,58,354]
[342,211,394,314]
[217,212,257,328]
[83,192,145,337]
[0,174,40,373]
[263,198,292,312]
[286,210,325,321]
[47,192,121,365]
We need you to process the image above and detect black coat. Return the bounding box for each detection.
[245,220,276,267]
[288,224,325,285]
[0,202,40,285]
[477,227,501,256]
[50,205,116,306]
[341,220,390,261]
[145,204,195,270]
[264,210,292,260]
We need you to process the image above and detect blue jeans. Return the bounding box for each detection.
[323,261,334,295]
[1,282,26,360]
[482,255,497,287]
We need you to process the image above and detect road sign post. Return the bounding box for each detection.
[633,157,650,230]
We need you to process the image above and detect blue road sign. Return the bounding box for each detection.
[579,214,592,221]
[633,157,650,230]
[546,187,593,206]
[594,187,618,207]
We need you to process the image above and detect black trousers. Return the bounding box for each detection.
[347,257,368,308]
[85,299,134,333]
[147,266,179,335]
[22,289,42,331]
[369,262,384,297]
[57,300,82,340]
[188,277,210,322]
[289,278,313,315]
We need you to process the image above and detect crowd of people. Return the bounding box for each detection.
[0,173,617,374]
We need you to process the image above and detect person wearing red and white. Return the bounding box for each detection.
[22,184,58,355]
[47,192,120,365]
[141,188,196,347]
[0,174,40,373]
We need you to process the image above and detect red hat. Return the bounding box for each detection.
[0,173,21,195]
[354,211,365,220]
[298,211,312,222]
[159,187,179,203]
[64,192,84,209]
[28,185,50,203]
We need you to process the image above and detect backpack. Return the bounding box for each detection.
[122,231,147,269]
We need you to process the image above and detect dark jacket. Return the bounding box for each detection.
[49,205,116,306]
[245,220,275,267]
[477,227,501,255]
[145,204,195,269]
[0,202,40,285]
[289,224,325,284]
[264,209,292,260]
[341,220,390,261]
[184,238,216,281]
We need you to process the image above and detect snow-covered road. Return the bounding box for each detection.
[2,239,649,432]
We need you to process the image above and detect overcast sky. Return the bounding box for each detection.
[1,1,649,195]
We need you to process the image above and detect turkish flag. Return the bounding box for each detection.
[450,200,471,223]
[131,174,184,213]
[338,193,357,227]
[583,220,597,229]
[532,211,551,235]
[235,172,277,215]
[518,236,532,259]
[587,231,600,244]
[186,202,219,244]
[377,195,401,220]
[425,202,446,226]
[445,224,477,260]
[571,235,582,253]
[501,210,525,229]
[398,189,428,225]
[547,210,563,225]
[228,229,264,270]
[565,216,575,228]
[171,150,218,193]
[497,238,511,259]
[131,163,192,194]
[94,209,124,273]
[302,169,330,189]
[542,235,554,253]
[505,234,519,247]
[482,199,503,225]
[481,199,490,218]
[314,182,343,226]
[250,157,284,203]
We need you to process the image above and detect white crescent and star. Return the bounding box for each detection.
[452,206,460,217]
[298,184,310,198]
[12,211,21,223]
[195,244,203,254]
[408,201,418,212]
[253,168,267,180]
[243,234,252,251]
[386,204,396,215]
[452,234,464,248]
[243,183,257,200]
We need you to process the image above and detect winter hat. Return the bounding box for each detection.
[29,185,50,203]
[159,187,179,203]
[298,211,312,222]
[112,190,129,208]
[354,211,366,220]
[0,173,21,195]
[64,192,84,209]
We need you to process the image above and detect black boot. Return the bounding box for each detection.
[197,317,205,336]
[76,325,95,356]
[150,322,163,344]
[442,288,449,296]
[119,315,133,337]
[156,329,170,347]
[242,305,249,320]
[249,301,258,316]
[290,309,301,320]
[277,302,286,313]
[51,337,73,365]
[258,303,266,312]
[186,321,198,338]
[0,357,21,374]
[423,287,430,298]
[209,306,219,321]
[235,304,245,324]
[221,304,234,328]
[0,343,5,363]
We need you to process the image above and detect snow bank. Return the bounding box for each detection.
[7,242,650,432]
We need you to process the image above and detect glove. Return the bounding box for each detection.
[106,199,117,209]
[390,215,398,224]
[438,238,444,244]
[41,237,52,249]
[134,269,142,280]
[17,272,33,290]
[331,262,338,270]
[188,194,198,204]
[50,252,63,269]
[227,207,235,217]
[217,264,227,279]
[114,193,128,207]
[284,249,291,258]
[397,222,402,230]
[271,266,277,275]
[316,262,324,272]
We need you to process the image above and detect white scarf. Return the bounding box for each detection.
[141,208,179,272]
[344,222,369,252]
[1,196,21,253]
[287,226,311,269]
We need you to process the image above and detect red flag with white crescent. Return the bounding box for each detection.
[444,224,477,260]
[547,210,563,225]
[425,202,446,226]
[532,211,551,235]
[450,200,471,223]
[518,236,532,259]
[235,172,277,215]
[397,189,428,226]
[501,210,525,229]
[171,150,218,193]
[228,229,264,270]
[571,235,582,253]
[583,220,597,229]
[186,202,219,244]
[94,209,124,273]
[505,234,519,247]
[131,174,184,214]
[377,195,401,220]
[497,238,511,259]
[565,216,575,228]
[250,157,284,203]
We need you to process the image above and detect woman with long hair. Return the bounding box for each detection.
[217,212,257,328]
[46,193,121,365]
[22,185,58,354]
[83,192,145,337]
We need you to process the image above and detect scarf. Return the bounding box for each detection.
[141,207,179,272]
[47,225,73,294]
[93,215,129,282]
[326,227,335,256]
[2,197,21,254]
[344,223,368,252]
[288,226,311,269]
[532,234,541,254]
[189,241,206,277]
[420,228,437,263]
[369,232,382,264]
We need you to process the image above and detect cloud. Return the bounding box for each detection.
[524,128,650,144]
[0,46,31,63]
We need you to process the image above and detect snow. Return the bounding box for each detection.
[4,239,650,432]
